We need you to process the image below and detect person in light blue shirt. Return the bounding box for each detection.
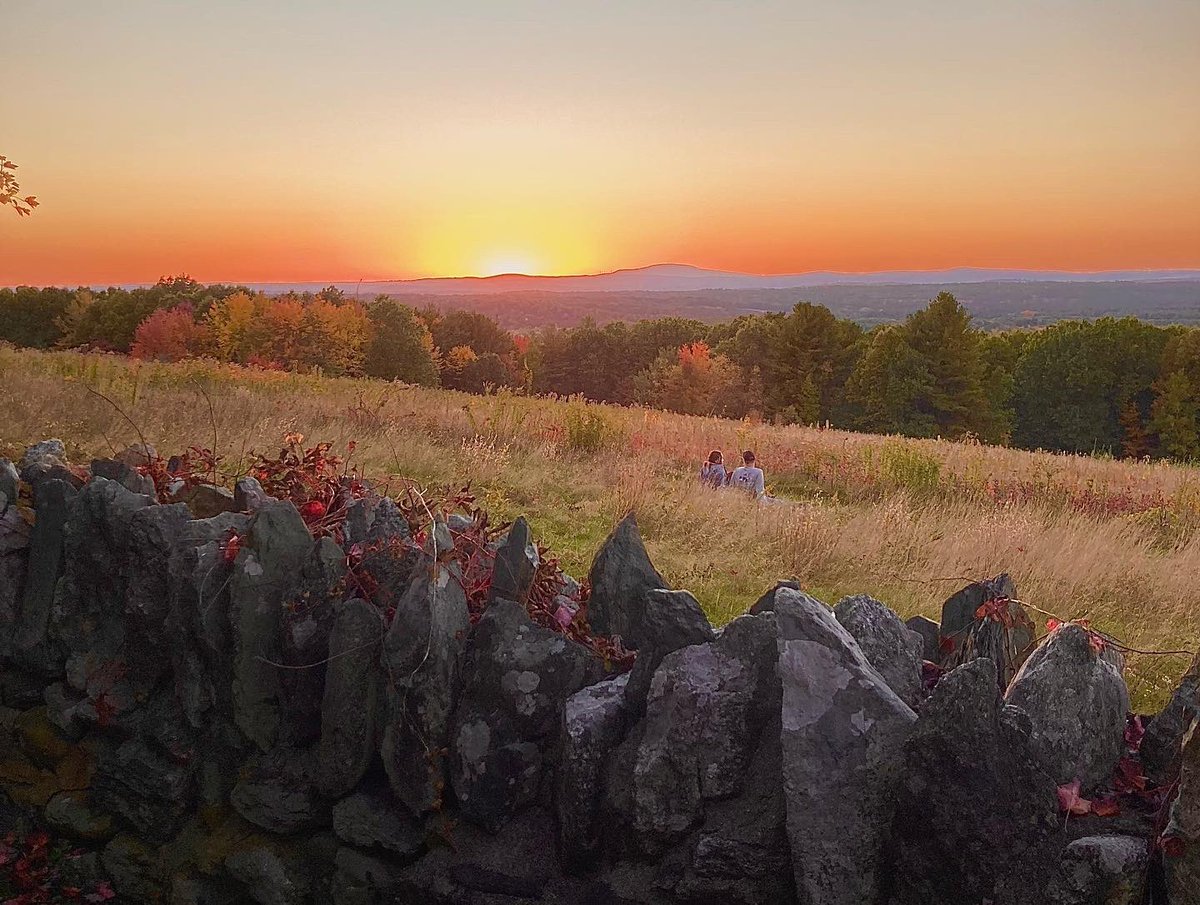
[729,450,765,499]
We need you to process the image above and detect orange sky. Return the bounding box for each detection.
[3,1,1199,285]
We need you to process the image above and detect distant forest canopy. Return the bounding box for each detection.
[2,276,1199,461]
[397,280,1200,331]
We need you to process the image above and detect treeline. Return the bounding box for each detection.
[2,277,1198,460]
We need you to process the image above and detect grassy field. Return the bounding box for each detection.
[2,347,1197,708]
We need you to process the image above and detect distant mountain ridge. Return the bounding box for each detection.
[235,262,1200,296]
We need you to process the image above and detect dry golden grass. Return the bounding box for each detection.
[2,347,1196,707]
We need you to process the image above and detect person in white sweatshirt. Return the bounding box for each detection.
[728,449,765,499]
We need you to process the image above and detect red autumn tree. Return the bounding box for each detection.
[130,305,210,361]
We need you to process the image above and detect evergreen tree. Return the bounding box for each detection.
[763,303,861,423]
[845,326,938,436]
[1150,370,1200,460]
[902,292,996,440]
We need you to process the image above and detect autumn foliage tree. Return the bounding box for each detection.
[130,305,211,361]
[634,341,760,417]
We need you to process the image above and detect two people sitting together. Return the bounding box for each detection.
[700,449,765,499]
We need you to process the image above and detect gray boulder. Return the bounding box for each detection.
[775,588,916,905]
[381,552,470,816]
[90,457,156,496]
[1165,718,1200,902]
[1141,650,1199,785]
[18,439,66,481]
[623,588,714,715]
[586,513,668,648]
[675,611,794,905]
[44,790,115,842]
[393,805,565,903]
[230,500,313,750]
[488,514,539,604]
[890,658,1062,905]
[0,458,19,505]
[165,511,249,739]
[225,841,316,905]
[19,440,83,499]
[557,673,630,868]
[450,597,604,831]
[231,747,331,833]
[317,598,383,797]
[13,478,77,671]
[1005,623,1130,790]
[234,475,271,511]
[905,614,941,662]
[1047,835,1149,905]
[279,536,346,746]
[330,845,405,904]
[349,496,422,624]
[118,502,193,696]
[92,737,193,841]
[102,833,164,903]
[834,594,923,707]
[604,613,777,854]
[185,483,237,519]
[0,506,29,655]
[55,479,189,727]
[331,789,423,858]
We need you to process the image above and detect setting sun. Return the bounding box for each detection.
[476,252,541,277]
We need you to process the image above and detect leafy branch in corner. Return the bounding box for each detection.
[0,155,38,216]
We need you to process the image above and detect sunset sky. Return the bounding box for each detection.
[3,0,1199,285]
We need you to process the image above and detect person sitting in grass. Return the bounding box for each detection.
[729,449,766,499]
[699,450,728,488]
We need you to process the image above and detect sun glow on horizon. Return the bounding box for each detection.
[475,251,543,277]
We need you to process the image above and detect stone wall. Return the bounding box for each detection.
[0,440,1197,905]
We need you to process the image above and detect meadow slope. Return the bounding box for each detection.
[2,347,1197,706]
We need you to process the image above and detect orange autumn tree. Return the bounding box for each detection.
[130,305,210,361]
[633,340,760,417]
[200,291,369,375]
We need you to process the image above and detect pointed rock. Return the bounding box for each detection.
[748,579,802,615]
[13,478,77,672]
[317,598,383,797]
[488,515,539,604]
[905,614,941,662]
[450,598,604,831]
[557,674,630,869]
[605,612,778,855]
[834,594,923,707]
[1005,623,1130,790]
[622,588,714,715]
[230,500,313,751]
[891,658,1062,905]
[775,588,916,905]
[1142,650,1200,785]
[586,513,667,648]
[381,554,470,816]
[279,536,346,746]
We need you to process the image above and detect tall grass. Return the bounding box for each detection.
[1,347,1196,707]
